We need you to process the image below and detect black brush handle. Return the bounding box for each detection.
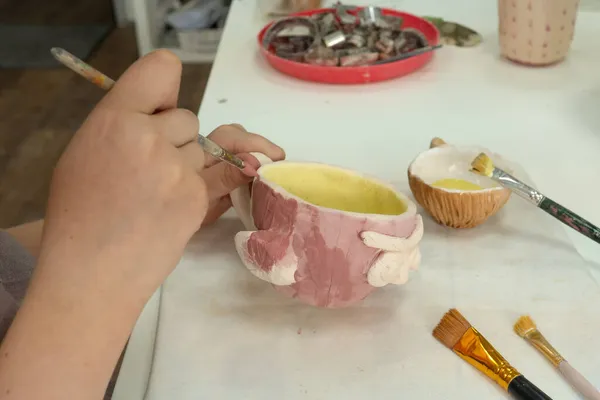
[507,375,553,400]
[539,197,600,245]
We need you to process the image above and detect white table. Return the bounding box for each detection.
[113,0,600,398]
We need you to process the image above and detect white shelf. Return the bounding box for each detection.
[131,0,221,63]
[161,29,218,62]
[168,47,216,62]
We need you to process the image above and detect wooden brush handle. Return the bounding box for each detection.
[538,198,600,245]
[558,361,600,400]
[507,375,553,400]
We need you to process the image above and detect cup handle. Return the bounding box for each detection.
[230,152,274,230]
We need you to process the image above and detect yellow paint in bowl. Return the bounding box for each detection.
[431,178,483,191]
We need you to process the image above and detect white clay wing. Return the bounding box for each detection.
[361,215,424,287]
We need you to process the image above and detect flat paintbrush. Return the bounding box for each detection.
[50,47,246,171]
[470,152,600,245]
[433,308,553,400]
[514,316,600,400]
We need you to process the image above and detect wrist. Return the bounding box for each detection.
[31,254,150,319]
[35,233,161,310]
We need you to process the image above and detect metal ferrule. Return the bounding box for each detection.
[453,327,521,391]
[491,167,545,206]
[197,136,245,170]
[522,329,564,367]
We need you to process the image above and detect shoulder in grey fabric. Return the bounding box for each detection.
[0,231,35,341]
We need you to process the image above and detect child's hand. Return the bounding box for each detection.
[38,50,210,300]
[0,50,285,400]
[200,123,285,226]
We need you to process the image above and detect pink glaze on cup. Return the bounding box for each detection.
[498,0,579,66]
[231,153,424,308]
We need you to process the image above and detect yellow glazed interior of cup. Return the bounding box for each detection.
[261,163,407,215]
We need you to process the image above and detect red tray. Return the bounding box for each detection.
[257,7,440,85]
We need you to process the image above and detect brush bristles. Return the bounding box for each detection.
[514,315,537,337]
[432,308,472,349]
[471,153,494,177]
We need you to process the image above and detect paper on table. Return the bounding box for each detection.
[145,166,600,400]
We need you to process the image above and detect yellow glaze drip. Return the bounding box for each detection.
[432,178,483,191]
[261,164,407,215]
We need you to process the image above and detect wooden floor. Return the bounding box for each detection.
[0,25,212,229]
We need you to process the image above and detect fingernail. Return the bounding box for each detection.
[241,164,258,177]
[238,153,260,177]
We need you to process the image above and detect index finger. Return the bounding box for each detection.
[99,50,182,114]
[205,124,285,168]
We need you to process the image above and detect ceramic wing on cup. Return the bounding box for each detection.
[230,153,424,308]
[360,216,424,288]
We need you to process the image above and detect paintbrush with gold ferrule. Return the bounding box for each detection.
[514,316,600,400]
[433,309,553,400]
[470,152,600,245]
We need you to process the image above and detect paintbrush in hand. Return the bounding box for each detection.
[470,152,600,245]
[514,316,600,400]
[433,309,553,400]
[50,47,247,172]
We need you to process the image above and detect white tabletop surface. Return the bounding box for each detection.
[113,0,600,398]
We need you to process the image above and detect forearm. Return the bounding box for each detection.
[0,257,145,400]
[4,219,44,258]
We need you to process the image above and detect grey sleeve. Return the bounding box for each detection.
[0,231,35,341]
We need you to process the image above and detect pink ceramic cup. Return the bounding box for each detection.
[231,153,424,308]
[498,0,579,66]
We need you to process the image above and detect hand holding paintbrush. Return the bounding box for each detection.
[470,153,600,245]
[50,47,248,173]
[514,316,600,400]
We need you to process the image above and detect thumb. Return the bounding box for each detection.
[200,154,260,201]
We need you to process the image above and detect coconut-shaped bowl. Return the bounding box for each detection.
[407,138,512,228]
